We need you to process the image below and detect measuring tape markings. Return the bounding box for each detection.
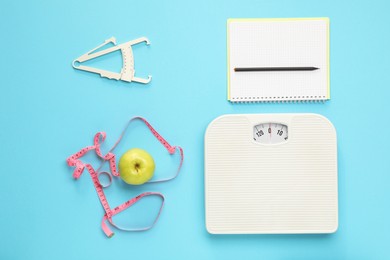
[102,192,165,237]
[94,116,184,183]
[66,117,184,237]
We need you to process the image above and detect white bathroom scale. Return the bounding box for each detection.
[205,113,338,234]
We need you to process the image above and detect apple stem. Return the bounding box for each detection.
[135,163,140,173]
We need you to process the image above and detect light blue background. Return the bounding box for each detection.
[1,0,389,259]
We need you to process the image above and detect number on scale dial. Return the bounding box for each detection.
[253,123,288,144]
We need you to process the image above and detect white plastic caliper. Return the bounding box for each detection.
[72,37,151,84]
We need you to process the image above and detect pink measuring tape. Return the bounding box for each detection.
[66,116,184,237]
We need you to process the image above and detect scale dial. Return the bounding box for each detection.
[253,123,288,144]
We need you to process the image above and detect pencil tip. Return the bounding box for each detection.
[313,67,319,70]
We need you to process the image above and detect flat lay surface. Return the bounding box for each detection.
[1,0,389,259]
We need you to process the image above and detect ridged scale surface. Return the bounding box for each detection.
[205,114,338,234]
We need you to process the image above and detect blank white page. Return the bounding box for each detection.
[227,18,330,102]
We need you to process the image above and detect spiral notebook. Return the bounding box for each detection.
[227,18,330,102]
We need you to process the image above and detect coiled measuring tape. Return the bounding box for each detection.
[66,116,184,237]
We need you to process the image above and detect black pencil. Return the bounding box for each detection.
[234,67,319,72]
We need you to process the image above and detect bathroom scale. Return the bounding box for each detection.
[205,113,338,234]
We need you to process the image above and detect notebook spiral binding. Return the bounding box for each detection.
[229,99,326,104]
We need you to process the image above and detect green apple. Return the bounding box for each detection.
[119,148,155,185]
